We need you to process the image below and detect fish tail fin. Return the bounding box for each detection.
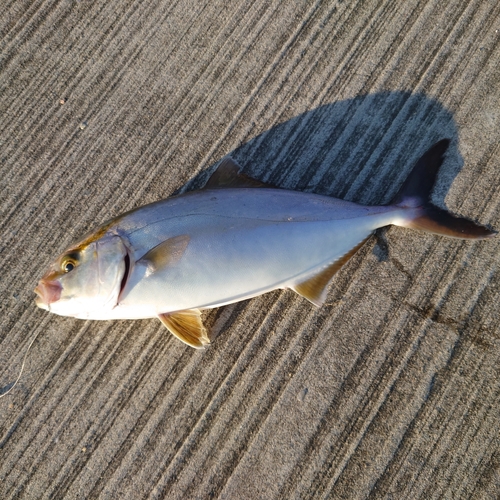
[392,139,496,239]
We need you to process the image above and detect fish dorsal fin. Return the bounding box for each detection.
[204,157,275,189]
[137,235,190,275]
[291,238,368,306]
[158,309,210,349]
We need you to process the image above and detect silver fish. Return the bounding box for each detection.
[35,140,496,348]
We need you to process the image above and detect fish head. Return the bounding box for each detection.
[34,231,129,318]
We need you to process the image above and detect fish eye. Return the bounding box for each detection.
[64,261,75,272]
[61,252,80,273]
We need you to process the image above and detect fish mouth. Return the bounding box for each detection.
[34,279,62,308]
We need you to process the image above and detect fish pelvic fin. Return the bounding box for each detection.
[291,238,369,306]
[392,139,497,239]
[159,309,210,349]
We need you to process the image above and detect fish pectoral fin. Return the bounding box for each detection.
[291,238,369,306]
[158,309,210,349]
[137,234,190,275]
[204,157,276,189]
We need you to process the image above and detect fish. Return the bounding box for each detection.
[34,140,496,348]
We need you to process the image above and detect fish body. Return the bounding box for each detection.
[107,189,406,317]
[35,140,496,347]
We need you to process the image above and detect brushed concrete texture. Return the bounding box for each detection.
[1,0,500,499]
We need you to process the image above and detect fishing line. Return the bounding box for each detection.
[0,328,42,399]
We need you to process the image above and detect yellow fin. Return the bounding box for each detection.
[158,309,210,349]
[291,238,368,306]
[138,235,190,274]
[204,157,275,189]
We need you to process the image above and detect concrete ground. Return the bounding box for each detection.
[1,0,499,498]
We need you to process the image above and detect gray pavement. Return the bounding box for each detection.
[1,0,499,498]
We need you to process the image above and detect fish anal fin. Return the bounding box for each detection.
[291,238,368,306]
[138,234,190,275]
[204,157,275,189]
[158,309,210,349]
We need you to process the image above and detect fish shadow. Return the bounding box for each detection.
[181,91,461,208]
